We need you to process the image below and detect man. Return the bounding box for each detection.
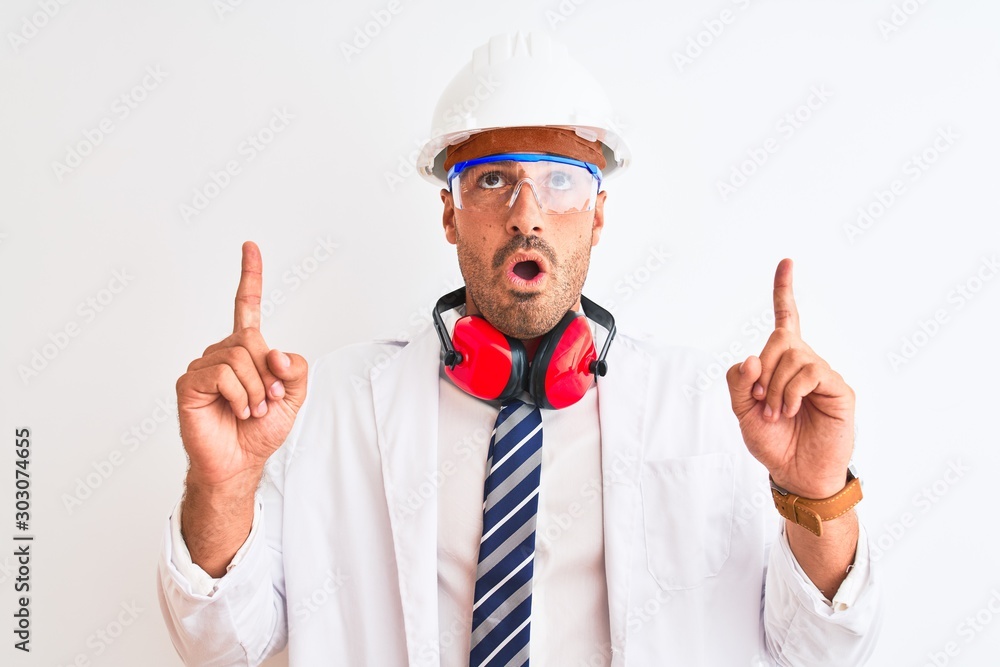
[158,32,881,665]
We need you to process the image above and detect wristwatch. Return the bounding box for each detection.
[769,464,863,537]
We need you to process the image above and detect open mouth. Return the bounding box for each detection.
[505,252,548,288]
[512,260,541,280]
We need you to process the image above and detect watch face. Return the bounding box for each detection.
[848,462,862,487]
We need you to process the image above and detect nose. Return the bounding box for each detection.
[505,178,545,236]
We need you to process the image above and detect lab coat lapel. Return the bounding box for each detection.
[597,334,650,666]
[371,328,442,666]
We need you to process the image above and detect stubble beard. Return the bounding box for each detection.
[455,231,592,340]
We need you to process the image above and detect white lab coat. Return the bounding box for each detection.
[157,325,881,666]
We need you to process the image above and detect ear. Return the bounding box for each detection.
[591,190,607,247]
[441,188,457,245]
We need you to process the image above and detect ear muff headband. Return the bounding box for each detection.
[432,287,617,409]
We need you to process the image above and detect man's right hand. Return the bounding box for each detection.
[174,241,308,577]
[176,241,309,488]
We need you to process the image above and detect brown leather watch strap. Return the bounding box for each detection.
[770,471,863,537]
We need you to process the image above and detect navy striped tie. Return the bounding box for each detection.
[469,399,543,667]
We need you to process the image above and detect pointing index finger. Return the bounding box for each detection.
[234,241,263,333]
[773,258,800,337]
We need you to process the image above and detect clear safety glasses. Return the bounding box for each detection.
[447,153,603,215]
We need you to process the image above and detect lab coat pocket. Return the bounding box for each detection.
[640,452,735,590]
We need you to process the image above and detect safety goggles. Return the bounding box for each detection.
[447,153,603,215]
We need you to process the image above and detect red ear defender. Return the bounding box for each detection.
[446,316,526,402]
[530,312,598,410]
[432,287,617,410]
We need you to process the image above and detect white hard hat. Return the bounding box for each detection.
[416,31,631,186]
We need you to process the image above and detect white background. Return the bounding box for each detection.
[1,1,998,665]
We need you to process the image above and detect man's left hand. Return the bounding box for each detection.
[726,258,854,499]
